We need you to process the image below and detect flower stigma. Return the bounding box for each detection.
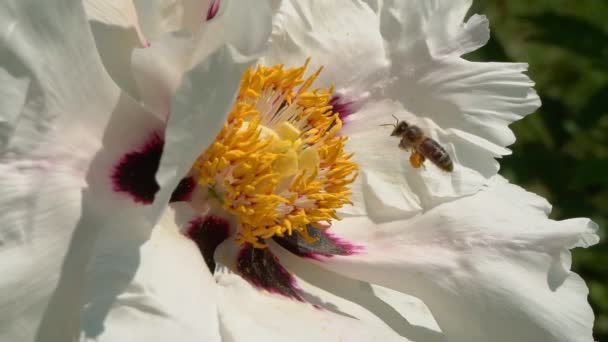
[193,60,358,248]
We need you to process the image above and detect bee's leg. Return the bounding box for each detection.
[409,151,426,169]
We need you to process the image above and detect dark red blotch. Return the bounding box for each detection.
[170,177,196,203]
[112,132,196,205]
[206,0,220,20]
[274,225,362,260]
[237,244,303,301]
[112,132,164,204]
[187,216,231,272]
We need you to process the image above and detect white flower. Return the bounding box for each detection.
[0,1,599,342]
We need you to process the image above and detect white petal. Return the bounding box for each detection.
[84,0,146,44]
[260,0,389,100]
[0,68,29,148]
[84,0,225,105]
[84,0,148,103]
[373,0,488,59]
[133,0,214,38]
[214,262,411,342]
[88,0,271,118]
[80,206,220,341]
[1,2,121,157]
[369,284,444,341]
[0,168,87,341]
[314,177,598,342]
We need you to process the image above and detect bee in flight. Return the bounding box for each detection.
[382,115,454,172]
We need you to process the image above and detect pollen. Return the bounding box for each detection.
[192,59,358,247]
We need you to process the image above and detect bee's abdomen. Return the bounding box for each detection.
[418,138,453,172]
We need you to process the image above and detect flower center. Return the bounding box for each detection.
[192,60,358,247]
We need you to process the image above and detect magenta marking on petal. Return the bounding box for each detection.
[206,0,220,21]
[323,231,365,256]
[187,216,231,272]
[330,95,358,122]
[111,132,164,204]
[237,244,303,301]
[170,177,196,203]
[274,225,364,260]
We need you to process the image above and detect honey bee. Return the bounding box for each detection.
[383,115,453,172]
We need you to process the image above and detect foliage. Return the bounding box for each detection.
[470,0,608,339]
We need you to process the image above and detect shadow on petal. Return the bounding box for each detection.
[273,242,445,342]
[35,93,161,340]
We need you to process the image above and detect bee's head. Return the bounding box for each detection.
[391,121,409,137]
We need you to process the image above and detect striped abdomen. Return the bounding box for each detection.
[417,138,453,172]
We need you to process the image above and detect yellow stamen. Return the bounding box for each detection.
[193,59,358,246]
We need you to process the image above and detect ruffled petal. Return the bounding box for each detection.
[370,0,488,59]
[346,0,540,208]
[0,166,88,341]
[312,177,598,342]
[80,206,220,341]
[260,0,389,102]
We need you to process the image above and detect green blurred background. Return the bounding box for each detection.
[471,0,608,339]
